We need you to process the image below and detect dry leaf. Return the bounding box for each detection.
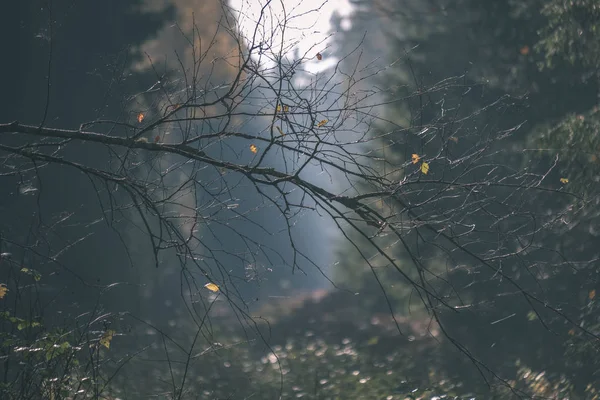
[0,284,7,299]
[411,154,420,164]
[590,289,596,300]
[167,104,181,112]
[316,52,323,61]
[560,178,569,184]
[204,282,219,292]
[421,161,430,175]
[317,119,328,128]
[283,105,289,112]
[154,135,161,143]
[276,126,285,136]
[137,113,145,123]
[568,328,576,336]
[250,144,258,154]
[448,136,459,143]
[100,330,115,349]
[519,46,530,55]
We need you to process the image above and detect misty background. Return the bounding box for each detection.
[1,0,599,399]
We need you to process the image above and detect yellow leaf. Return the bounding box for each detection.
[283,105,289,112]
[411,154,420,164]
[276,104,282,112]
[421,161,430,175]
[590,289,596,300]
[0,284,7,299]
[250,144,258,154]
[137,113,145,123]
[317,119,328,128]
[367,336,379,346]
[204,282,219,292]
[560,178,569,184]
[100,329,115,349]
[276,126,285,136]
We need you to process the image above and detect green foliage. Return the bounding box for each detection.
[530,108,600,196]
[536,0,600,70]
[254,336,462,399]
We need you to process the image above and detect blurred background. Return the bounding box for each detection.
[0,0,599,398]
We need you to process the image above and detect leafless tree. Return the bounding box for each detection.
[0,0,595,398]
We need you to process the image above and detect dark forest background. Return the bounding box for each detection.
[1,0,599,399]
